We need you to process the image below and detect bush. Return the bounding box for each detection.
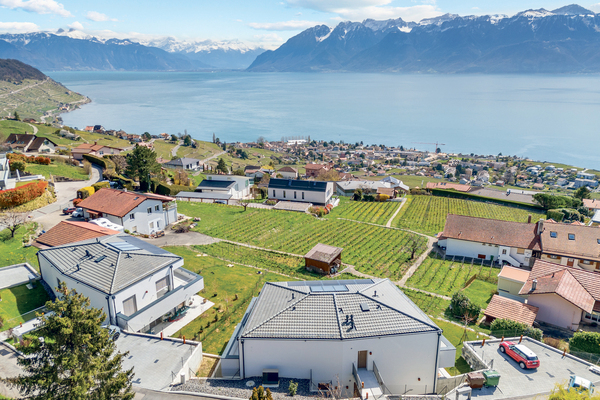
[363,194,375,202]
[450,292,480,320]
[73,198,83,207]
[490,318,543,341]
[547,209,564,222]
[77,186,95,200]
[0,180,48,208]
[570,331,600,353]
[9,160,26,172]
[82,154,115,170]
[376,194,390,202]
[288,381,298,396]
[155,182,190,196]
[7,153,50,165]
[92,181,110,192]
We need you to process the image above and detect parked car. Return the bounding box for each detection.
[569,375,595,394]
[499,341,540,369]
[62,207,76,215]
[101,325,121,341]
[71,208,84,218]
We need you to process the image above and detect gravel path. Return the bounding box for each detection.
[173,377,320,400]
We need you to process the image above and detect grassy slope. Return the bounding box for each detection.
[0,224,40,269]
[0,283,50,332]
[327,198,402,225]
[26,163,88,180]
[177,141,223,161]
[434,318,483,375]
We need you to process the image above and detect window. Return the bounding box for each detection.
[273,190,276,197]
[597,239,600,244]
[294,191,297,199]
[129,213,135,220]
[582,260,592,265]
[157,221,160,228]
[585,311,600,322]
[550,255,560,259]
[302,192,305,200]
[156,277,170,298]
[155,205,160,211]
[283,191,286,198]
[149,222,154,229]
[147,207,152,214]
[568,234,575,240]
[122,295,137,316]
[245,180,249,187]
[550,231,557,238]
[517,248,525,255]
[502,249,507,255]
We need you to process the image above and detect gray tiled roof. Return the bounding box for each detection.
[38,235,181,294]
[241,279,440,340]
[196,180,236,190]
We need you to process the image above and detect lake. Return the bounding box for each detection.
[48,71,600,169]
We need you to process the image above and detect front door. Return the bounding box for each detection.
[567,258,574,267]
[357,350,367,369]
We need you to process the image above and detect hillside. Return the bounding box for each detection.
[247,4,600,73]
[0,58,88,121]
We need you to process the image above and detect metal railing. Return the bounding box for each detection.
[372,361,392,398]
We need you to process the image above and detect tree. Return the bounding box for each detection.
[9,160,26,173]
[406,234,421,260]
[233,168,245,176]
[3,283,134,399]
[212,132,216,143]
[125,145,160,191]
[353,188,363,201]
[215,157,228,174]
[183,135,192,146]
[315,169,340,182]
[574,186,591,200]
[0,212,27,238]
[170,134,178,142]
[142,132,151,141]
[110,155,128,175]
[259,173,270,186]
[13,111,20,121]
[240,201,250,212]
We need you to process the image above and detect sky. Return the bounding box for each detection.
[1,0,600,48]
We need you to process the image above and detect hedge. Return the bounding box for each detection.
[154,182,191,196]
[547,209,564,222]
[82,154,116,170]
[490,318,543,341]
[8,153,51,165]
[77,186,95,199]
[91,181,110,191]
[0,180,48,208]
[569,331,600,353]
[429,188,544,210]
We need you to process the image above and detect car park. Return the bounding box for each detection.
[499,341,540,369]
[569,375,594,394]
[62,207,76,215]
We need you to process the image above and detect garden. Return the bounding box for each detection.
[0,224,40,269]
[394,195,546,236]
[177,202,428,281]
[327,198,402,225]
[0,283,50,332]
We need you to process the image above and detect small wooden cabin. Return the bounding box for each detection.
[304,243,343,275]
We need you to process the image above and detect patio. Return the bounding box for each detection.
[149,294,214,337]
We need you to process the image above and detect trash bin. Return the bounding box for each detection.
[467,372,485,389]
[483,370,501,387]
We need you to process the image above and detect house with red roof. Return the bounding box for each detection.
[71,142,122,160]
[34,221,119,248]
[77,189,176,235]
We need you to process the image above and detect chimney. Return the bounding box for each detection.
[123,188,127,192]
[536,220,544,235]
[528,214,532,224]
[532,279,537,291]
[94,141,97,145]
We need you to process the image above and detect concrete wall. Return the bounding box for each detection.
[445,238,500,261]
[279,171,298,179]
[497,276,525,297]
[526,293,583,330]
[241,331,441,396]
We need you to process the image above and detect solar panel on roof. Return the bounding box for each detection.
[108,242,140,252]
[309,284,348,293]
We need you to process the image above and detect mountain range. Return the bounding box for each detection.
[0,30,266,71]
[248,4,600,73]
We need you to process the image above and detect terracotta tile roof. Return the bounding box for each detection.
[78,189,153,218]
[377,187,395,196]
[498,266,530,283]
[519,260,598,313]
[484,295,539,326]
[440,214,541,250]
[305,163,327,170]
[72,143,122,153]
[36,221,118,247]
[540,222,600,262]
[426,182,471,192]
[305,243,343,263]
[277,166,297,173]
[584,199,600,210]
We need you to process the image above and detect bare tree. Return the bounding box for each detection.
[407,234,421,260]
[460,310,477,344]
[239,201,250,212]
[0,212,28,238]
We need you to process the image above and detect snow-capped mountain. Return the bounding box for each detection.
[248,4,600,73]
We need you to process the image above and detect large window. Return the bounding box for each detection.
[516,248,525,255]
[585,311,600,322]
[156,277,170,298]
[122,295,137,316]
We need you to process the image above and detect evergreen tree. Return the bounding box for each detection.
[216,157,228,174]
[3,283,134,399]
[574,186,591,200]
[212,132,216,143]
[183,135,192,146]
[126,145,160,191]
[13,111,20,121]
[142,132,151,141]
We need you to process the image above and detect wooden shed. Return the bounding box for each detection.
[304,243,343,275]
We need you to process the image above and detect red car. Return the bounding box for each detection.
[63,207,76,215]
[499,341,540,369]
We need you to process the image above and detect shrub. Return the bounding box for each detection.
[490,318,543,341]
[450,292,480,320]
[9,160,26,172]
[73,198,83,207]
[376,194,390,202]
[0,180,48,208]
[363,194,375,202]
[77,186,95,200]
[570,331,600,353]
[92,181,110,191]
[82,154,115,170]
[82,160,92,175]
[155,182,190,196]
[288,381,298,396]
[547,209,564,222]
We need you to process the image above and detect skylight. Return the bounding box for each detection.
[108,242,140,252]
[550,231,557,238]
[568,234,575,240]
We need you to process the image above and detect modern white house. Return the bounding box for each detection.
[195,174,252,200]
[277,167,298,179]
[38,234,204,333]
[77,189,177,235]
[268,178,334,205]
[163,157,201,170]
[220,279,455,396]
[335,180,394,197]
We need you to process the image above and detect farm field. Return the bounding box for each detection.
[153,140,178,160]
[327,199,401,225]
[177,202,427,281]
[406,254,498,297]
[394,196,546,236]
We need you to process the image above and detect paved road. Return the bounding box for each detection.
[135,388,227,400]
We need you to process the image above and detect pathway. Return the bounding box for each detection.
[192,151,226,176]
[385,197,406,227]
[26,123,38,134]
[171,140,182,157]
[0,78,49,99]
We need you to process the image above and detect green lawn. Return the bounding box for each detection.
[394,195,546,236]
[402,287,450,319]
[176,141,223,161]
[0,283,50,331]
[153,140,178,160]
[26,162,89,180]
[435,318,483,375]
[326,199,402,225]
[463,279,498,309]
[0,224,40,270]
[176,202,428,281]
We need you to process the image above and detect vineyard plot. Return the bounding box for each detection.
[394,196,545,236]
[328,201,402,225]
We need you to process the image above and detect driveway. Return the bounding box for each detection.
[139,230,219,247]
[0,344,23,398]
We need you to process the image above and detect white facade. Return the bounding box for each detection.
[525,293,583,331]
[82,199,177,235]
[278,169,298,179]
[269,182,334,205]
[205,174,251,199]
[440,238,531,267]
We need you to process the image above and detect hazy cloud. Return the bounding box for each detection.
[253,33,284,41]
[68,21,84,30]
[0,0,72,17]
[0,21,39,32]
[85,11,117,22]
[249,20,320,30]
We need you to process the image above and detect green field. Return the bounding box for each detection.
[177,202,427,281]
[434,318,483,375]
[403,287,450,319]
[26,162,89,180]
[0,283,50,332]
[176,141,223,161]
[0,224,40,269]
[153,140,178,160]
[407,254,498,297]
[394,195,546,236]
[327,199,401,225]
